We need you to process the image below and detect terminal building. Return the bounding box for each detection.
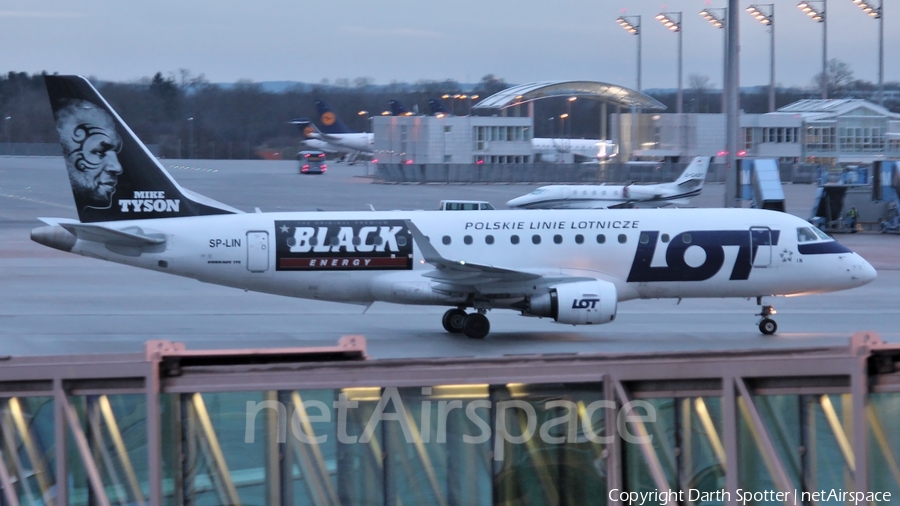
[614,99,900,165]
[373,115,534,165]
[373,81,664,166]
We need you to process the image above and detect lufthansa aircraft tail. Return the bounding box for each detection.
[428,98,450,116]
[289,118,320,140]
[314,100,354,134]
[389,99,409,116]
[45,75,240,223]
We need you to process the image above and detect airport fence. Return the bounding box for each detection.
[375,161,816,185]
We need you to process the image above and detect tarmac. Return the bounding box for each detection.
[1,156,898,359]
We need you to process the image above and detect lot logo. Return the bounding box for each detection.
[320,112,336,126]
[118,191,180,213]
[275,219,413,271]
[572,298,599,309]
[627,230,779,283]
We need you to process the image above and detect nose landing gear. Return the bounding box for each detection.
[756,297,778,335]
[441,307,490,339]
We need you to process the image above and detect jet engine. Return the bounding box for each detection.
[518,280,617,325]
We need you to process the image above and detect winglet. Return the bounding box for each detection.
[404,219,446,264]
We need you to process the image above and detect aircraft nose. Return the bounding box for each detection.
[506,197,524,208]
[855,255,878,286]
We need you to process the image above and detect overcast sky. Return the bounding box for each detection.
[1,0,896,90]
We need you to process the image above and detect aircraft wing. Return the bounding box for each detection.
[405,220,594,294]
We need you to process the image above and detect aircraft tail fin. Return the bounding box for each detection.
[428,98,450,116]
[314,100,354,134]
[674,156,711,187]
[389,99,409,116]
[45,75,240,223]
[290,118,321,140]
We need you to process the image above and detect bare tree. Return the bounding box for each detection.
[353,77,375,88]
[688,74,711,112]
[813,59,854,98]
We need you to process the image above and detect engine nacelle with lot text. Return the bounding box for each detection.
[522,280,617,325]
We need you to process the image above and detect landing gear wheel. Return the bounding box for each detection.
[463,313,490,339]
[441,309,467,333]
[759,318,777,335]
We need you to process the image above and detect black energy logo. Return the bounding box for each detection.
[627,230,779,283]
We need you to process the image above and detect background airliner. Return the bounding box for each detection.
[292,101,373,163]
[428,98,615,162]
[33,76,876,340]
[507,156,711,209]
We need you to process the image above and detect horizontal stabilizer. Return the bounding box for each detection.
[60,222,166,248]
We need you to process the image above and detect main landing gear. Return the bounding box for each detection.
[442,308,490,339]
[756,297,778,335]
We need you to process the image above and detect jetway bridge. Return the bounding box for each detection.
[0,333,898,505]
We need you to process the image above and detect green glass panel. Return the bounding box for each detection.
[385,387,491,506]
[493,384,606,506]
[868,393,900,499]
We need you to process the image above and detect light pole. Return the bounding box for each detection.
[615,16,642,91]
[187,117,194,159]
[746,5,776,112]
[656,12,683,114]
[457,95,469,116]
[469,95,479,115]
[699,7,728,112]
[358,110,368,132]
[566,97,577,139]
[3,116,10,149]
[797,1,827,99]
[850,0,883,105]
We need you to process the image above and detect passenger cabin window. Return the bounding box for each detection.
[511,235,520,244]
[464,235,473,245]
[618,234,627,244]
[486,235,494,245]
[442,236,451,245]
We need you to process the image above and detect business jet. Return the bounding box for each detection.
[428,98,615,162]
[507,156,711,209]
[33,76,877,340]
[292,101,373,163]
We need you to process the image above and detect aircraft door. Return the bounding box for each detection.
[246,231,269,272]
[750,227,772,268]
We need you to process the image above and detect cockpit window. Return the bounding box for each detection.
[797,227,818,243]
[530,189,546,195]
[798,226,831,243]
